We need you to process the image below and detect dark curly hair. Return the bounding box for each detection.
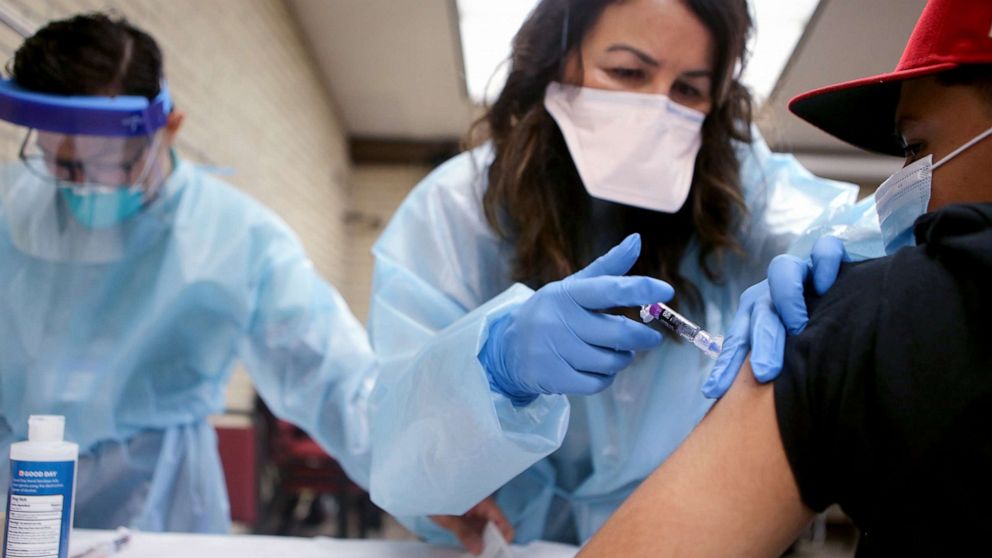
[470,0,753,310]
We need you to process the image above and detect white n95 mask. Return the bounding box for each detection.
[876,124,992,255]
[543,82,705,213]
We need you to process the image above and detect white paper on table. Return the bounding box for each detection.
[67,529,579,558]
[479,521,514,558]
[511,540,578,558]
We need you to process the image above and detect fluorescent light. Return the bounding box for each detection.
[456,0,539,104]
[456,0,821,104]
[744,0,821,102]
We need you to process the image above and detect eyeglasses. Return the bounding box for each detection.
[18,133,152,187]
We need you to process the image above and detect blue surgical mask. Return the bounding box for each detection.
[875,155,932,255]
[877,124,992,255]
[59,186,146,229]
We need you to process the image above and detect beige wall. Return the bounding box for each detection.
[345,164,432,323]
[0,2,435,411]
[0,0,363,412]
[0,0,352,284]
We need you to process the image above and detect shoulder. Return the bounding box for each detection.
[179,162,296,231]
[776,203,992,521]
[371,145,515,303]
[400,146,493,213]
[175,163,281,221]
[870,204,992,366]
[170,161,305,266]
[842,203,992,327]
[376,146,498,253]
[787,203,992,369]
[804,258,889,333]
[780,203,992,433]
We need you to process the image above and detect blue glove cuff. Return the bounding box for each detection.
[480,315,538,407]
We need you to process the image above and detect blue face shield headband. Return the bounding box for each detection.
[0,79,173,228]
[0,78,172,137]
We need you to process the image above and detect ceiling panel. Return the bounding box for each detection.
[289,0,927,184]
[286,0,474,140]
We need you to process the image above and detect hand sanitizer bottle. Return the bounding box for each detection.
[3,416,79,558]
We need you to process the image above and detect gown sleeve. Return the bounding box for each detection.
[366,150,570,517]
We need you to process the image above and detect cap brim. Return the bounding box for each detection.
[788,62,959,156]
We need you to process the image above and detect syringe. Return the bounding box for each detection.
[639,302,723,359]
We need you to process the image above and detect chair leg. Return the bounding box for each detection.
[277,492,301,535]
[357,494,370,539]
[336,493,349,538]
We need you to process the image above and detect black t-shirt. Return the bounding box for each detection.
[775,203,992,556]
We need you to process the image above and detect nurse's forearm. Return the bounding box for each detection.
[368,284,569,517]
[580,361,813,557]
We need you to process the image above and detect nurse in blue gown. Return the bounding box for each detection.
[365,0,882,546]
[0,13,378,532]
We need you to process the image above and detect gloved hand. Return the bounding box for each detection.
[482,233,673,405]
[702,236,847,399]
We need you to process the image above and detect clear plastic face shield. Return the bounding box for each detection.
[0,79,173,262]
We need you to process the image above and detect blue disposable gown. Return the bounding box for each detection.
[367,134,876,544]
[0,158,376,532]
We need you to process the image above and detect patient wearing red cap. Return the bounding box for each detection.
[580,1,992,556]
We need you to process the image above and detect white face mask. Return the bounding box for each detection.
[543,82,705,213]
[876,124,992,255]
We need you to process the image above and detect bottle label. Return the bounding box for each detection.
[3,460,75,558]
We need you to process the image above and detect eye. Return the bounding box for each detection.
[607,67,647,82]
[671,80,703,100]
[900,140,925,160]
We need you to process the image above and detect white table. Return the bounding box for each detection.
[70,529,579,558]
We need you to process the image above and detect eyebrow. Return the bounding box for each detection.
[604,44,712,79]
[606,44,660,67]
[681,69,713,79]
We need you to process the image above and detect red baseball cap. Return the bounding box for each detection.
[789,0,992,156]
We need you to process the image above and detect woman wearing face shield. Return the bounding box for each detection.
[0,14,379,532]
[365,0,875,548]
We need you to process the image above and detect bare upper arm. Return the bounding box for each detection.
[580,360,814,557]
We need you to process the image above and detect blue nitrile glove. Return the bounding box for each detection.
[702,236,846,399]
[768,236,846,335]
[481,233,673,406]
